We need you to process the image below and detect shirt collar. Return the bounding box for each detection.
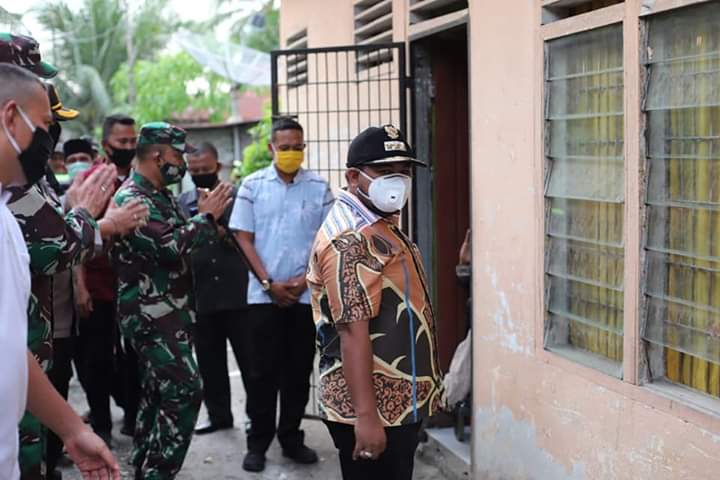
[132,171,161,194]
[337,189,382,225]
[267,164,307,184]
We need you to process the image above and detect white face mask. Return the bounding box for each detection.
[358,169,412,213]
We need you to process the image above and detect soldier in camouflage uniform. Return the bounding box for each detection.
[8,179,99,480]
[1,33,149,479]
[1,33,99,480]
[112,122,233,479]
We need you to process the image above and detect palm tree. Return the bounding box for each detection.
[0,6,27,33]
[190,0,278,53]
[35,0,176,133]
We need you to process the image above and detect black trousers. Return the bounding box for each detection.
[324,421,422,480]
[240,304,316,454]
[47,337,76,474]
[77,300,116,433]
[194,309,247,425]
[76,300,141,433]
[116,336,142,431]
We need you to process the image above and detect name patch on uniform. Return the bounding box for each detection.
[384,141,406,152]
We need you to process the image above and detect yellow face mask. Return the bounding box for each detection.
[275,150,304,174]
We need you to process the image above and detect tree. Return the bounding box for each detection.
[190,0,279,53]
[230,3,278,53]
[232,106,272,182]
[0,6,25,32]
[111,51,232,126]
[35,0,177,133]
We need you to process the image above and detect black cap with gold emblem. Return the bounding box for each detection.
[346,124,426,168]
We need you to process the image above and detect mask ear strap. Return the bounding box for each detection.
[15,105,35,132]
[1,106,22,155]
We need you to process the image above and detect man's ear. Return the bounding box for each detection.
[267,142,274,155]
[1,100,17,137]
[346,168,360,188]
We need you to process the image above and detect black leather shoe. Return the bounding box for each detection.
[194,420,233,435]
[242,451,266,472]
[283,445,319,465]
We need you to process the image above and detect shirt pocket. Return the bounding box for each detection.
[300,195,325,229]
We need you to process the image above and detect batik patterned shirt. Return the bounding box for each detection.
[307,190,443,426]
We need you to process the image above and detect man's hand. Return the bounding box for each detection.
[102,198,149,236]
[65,164,118,218]
[353,413,387,461]
[25,352,121,480]
[287,274,308,298]
[63,427,120,480]
[269,281,300,308]
[198,182,233,220]
[75,284,93,319]
[459,228,471,265]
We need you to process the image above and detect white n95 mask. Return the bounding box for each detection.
[358,169,412,213]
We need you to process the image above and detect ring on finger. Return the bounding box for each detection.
[101,184,108,192]
[359,450,373,460]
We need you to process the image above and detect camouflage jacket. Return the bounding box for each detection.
[112,172,218,339]
[7,179,99,371]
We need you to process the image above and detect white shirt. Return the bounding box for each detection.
[0,183,31,480]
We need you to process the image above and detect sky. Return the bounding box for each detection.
[0,0,265,51]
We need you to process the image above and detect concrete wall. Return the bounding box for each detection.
[469,1,720,479]
[184,123,255,180]
[279,1,720,478]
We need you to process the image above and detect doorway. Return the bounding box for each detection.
[412,25,471,376]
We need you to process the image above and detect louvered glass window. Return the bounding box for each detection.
[544,25,625,375]
[643,2,720,398]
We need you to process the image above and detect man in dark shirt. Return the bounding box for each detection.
[75,114,141,443]
[178,141,249,434]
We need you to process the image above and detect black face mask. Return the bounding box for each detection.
[3,106,54,186]
[191,173,218,190]
[108,147,136,168]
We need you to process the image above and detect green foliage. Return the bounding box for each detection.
[189,0,278,53]
[35,0,177,133]
[111,51,231,125]
[233,108,272,182]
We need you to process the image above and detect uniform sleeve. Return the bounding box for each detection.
[9,187,98,276]
[115,189,216,263]
[228,179,255,233]
[321,184,334,222]
[313,231,384,325]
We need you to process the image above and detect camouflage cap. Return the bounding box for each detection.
[138,121,196,153]
[0,33,58,79]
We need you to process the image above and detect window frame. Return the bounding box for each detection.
[535,0,720,429]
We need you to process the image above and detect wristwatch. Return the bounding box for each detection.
[261,278,273,292]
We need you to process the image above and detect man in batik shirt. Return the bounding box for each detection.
[307,125,443,480]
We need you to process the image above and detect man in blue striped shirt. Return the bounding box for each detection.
[229,117,333,473]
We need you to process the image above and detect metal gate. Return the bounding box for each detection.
[271,43,408,416]
[271,43,408,191]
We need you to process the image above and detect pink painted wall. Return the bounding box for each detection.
[279,0,354,48]
[278,1,720,477]
[469,1,720,478]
